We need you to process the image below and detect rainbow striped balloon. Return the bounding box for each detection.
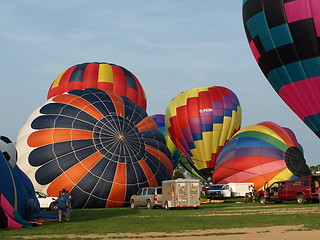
[213,121,311,190]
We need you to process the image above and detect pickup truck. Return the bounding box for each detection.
[206,183,254,199]
[206,184,231,199]
[258,175,320,204]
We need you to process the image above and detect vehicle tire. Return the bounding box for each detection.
[296,194,306,204]
[146,200,153,209]
[50,202,58,211]
[259,195,267,205]
[164,202,171,210]
[130,200,137,209]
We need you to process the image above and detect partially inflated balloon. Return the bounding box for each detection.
[0,136,40,213]
[16,89,172,208]
[243,0,320,137]
[47,62,147,110]
[150,114,181,168]
[150,114,204,179]
[0,153,29,219]
[213,121,311,190]
[0,136,17,167]
[165,86,242,178]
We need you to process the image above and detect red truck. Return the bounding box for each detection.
[258,175,320,204]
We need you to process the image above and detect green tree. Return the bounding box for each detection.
[310,165,320,174]
[173,163,186,179]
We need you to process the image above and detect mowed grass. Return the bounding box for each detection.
[2,201,320,239]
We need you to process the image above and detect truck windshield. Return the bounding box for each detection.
[209,185,223,190]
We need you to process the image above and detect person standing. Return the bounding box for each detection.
[26,197,36,221]
[316,185,320,204]
[248,184,254,202]
[57,191,68,222]
[69,192,74,210]
[63,190,71,220]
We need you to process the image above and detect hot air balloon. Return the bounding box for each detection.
[150,114,181,169]
[150,114,204,179]
[243,0,320,137]
[0,136,40,217]
[0,151,30,219]
[0,136,17,167]
[165,86,242,179]
[0,193,32,229]
[213,121,311,190]
[16,89,172,208]
[47,62,147,110]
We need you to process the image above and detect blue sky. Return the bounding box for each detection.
[1,1,319,166]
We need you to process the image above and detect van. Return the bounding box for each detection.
[130,187,162,209]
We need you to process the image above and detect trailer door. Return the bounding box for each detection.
[188,181,200,206]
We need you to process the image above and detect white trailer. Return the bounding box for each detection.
[227,183,254,197]
[206,182,254,199]
[162,179,201,209]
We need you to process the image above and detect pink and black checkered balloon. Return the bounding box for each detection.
[243,0,320,137]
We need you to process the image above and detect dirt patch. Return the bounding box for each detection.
[19,225,319,240]
[196,206,320,216]
[127,206,320,218]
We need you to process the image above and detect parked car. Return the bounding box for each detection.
[258,175,320,204]
[35,191,58,211]
[130,187,162,209]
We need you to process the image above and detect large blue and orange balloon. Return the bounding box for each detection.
[16,89,172,208]
[165,86,242,178]
[150,114,204,179]
[47,62,147,110]
[243,0,320,137]
[213,122,311,190]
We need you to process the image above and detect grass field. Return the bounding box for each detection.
[2,200,320,240]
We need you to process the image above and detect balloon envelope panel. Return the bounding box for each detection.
[47,62,147,110]
[150,114,204,179]
[243,0,320,137]
[0,136,17,167]
[17,89,172,208]
[213,121,311,190]
[165,86,242,178]
[150,114,182,169]
[0,153,28,219]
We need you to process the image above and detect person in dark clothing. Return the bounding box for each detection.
[57,191,68,222]
[26,198,36,221]
[63,190,71,220]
